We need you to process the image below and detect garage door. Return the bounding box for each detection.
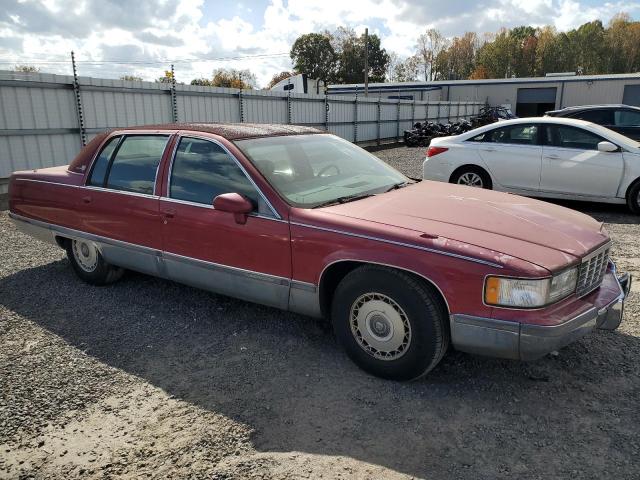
[517,88,557,103]
[623,85,640,106]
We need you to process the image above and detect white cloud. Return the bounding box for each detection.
[0,0,638,87]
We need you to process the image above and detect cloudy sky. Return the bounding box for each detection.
[1,0,639,87]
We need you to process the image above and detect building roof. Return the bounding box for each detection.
[115,123,326,140]
[328,72,640,92]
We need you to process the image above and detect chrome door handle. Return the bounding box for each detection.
[545,154,560,159]
[82,195,92,204]
[481,147,496,152]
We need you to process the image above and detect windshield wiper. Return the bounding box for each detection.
[312,192,376,209]
[383,181,411,192]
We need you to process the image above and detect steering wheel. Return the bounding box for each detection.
[317,164,341,177]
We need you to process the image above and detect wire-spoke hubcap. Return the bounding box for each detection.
[72,240,98,272]
[350,292,411,361]
[457,172,483,188]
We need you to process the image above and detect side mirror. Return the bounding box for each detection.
[598,141,619,153]
[213,193,253,224]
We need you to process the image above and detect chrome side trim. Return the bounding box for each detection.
[9,212,311,313]
[14,178,161,200]
[166,134,281,219]
[162,250,291,286]
[291,222,503,269]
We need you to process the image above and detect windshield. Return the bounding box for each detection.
[235,134,409,208]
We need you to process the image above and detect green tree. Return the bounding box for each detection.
[190,78,213,86]
[266,71,294,89]
[415,29,447,81]
[290,33,337,83]
[155,70,174,83]
[14,65,39,73]
[120,75,143,81]
[211,68,256,89]
[334,31,390,84]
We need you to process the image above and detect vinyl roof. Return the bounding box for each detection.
[115,123,326,140]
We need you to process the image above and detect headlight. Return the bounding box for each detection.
[484,267,577,308]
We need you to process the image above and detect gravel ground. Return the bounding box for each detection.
[1,146,639,479]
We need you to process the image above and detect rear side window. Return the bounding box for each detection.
[545,125,605,150]
[88,136,120,187]
[485,125,539,145]
[570,109,613,125]
[169,137,258,207]
[614,110,640,126]
[105,135,169,194]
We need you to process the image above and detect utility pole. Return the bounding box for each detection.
[364,27,369,97]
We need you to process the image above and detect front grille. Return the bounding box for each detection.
[576,244,610,297]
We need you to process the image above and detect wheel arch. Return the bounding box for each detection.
[318,259,451,320]
[624,175,640,199]
[449,164,493,188]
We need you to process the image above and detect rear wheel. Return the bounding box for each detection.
[627,181,640,214]
[331,265,449,381]
[65,239,124,285]
[450,166,492,189]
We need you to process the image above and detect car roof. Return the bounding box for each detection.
[451,116,640,150]
[110,122,326,140]
[547,104,640,114]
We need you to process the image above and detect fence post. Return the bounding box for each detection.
[70,51,86,147]
[287,84,292,125]
[436,102,441,124]
[324,92,329,131]
[376,96,381,146]
[354,91,358,143]
[411,98,415,127]
[170,64,178,123]
[396,98,400,142]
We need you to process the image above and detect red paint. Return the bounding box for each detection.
[9,124,621,328]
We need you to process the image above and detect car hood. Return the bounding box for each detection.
[319,181,610,272]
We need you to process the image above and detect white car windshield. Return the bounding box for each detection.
[236,134,410,208]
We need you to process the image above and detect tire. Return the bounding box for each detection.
[65,238,124,285]
[331,265,450,381]
[450,166,492,189]
[627,181,640,214]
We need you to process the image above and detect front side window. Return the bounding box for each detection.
[236,134,408,208]
[614,110,640,126]
[545,125,605,150]
[105,135,169,194]
[570,109,613,125]
[485,125,539,145]
[169,137,259,209]
[88,136,120,187]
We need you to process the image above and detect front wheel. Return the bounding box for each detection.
[627,181,640,214]
[450,167,492,189]
[331,266,449,381]
[65,239,124,285]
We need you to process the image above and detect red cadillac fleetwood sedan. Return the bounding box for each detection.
[9,124,631,380]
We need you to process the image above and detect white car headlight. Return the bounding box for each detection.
[484,267,578,308]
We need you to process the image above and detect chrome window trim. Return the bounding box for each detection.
[159,196,288,223]
[167,134,281,220]
[85,133,170,196]
[290,221,503,269]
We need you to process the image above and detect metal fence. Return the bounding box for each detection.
[0,70,483,193]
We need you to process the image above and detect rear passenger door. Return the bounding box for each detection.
[159,136,291,309]
[540,124,623,197]
[83,134,170,275]
[474,123,542,191]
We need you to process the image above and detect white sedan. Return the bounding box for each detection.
[422,117,640,213]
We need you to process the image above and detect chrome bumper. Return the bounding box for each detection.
[450,267,631,361]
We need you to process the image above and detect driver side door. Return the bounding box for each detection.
[160,135,291,309]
